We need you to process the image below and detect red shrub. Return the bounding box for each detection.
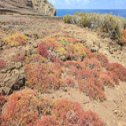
[1,93,105,126]
[64,77,76,87]
[95,53,109,67]
[83,58,102,71]
[34,116,56,126]
[65,37,78,43]
[38,42,49,58]
[64,61,85,69]
[0,116,8,126]
[76,70,105,101]
[78,77,105,101]
[107,63,126,81]
[25,54,48,64]
[78,111,105,126]
[38,42,60,62]
[53,100,82,122]
[0,59,6,70]
[34,99,104,126]
[83,47,95,58]
[0,93,7,126]
[64,61,91,78]
[99,71,119,87]
[25,63,62,92]
[52,100,104,126]
[2,89,39,126]
[12,53,25,62]
[76,69,99,81]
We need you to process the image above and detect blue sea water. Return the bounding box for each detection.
[56,9,126,18]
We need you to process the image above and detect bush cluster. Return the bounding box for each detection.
[25,63,62,92]
[64,13,126,43]
[63,15,72,23]
[1,89,104,126]
[38,36,86,61]
[1,89,39,126]
[2,36,126,125]
[24,36,126,101]
[3,33,28,46]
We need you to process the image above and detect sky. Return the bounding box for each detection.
[48,0,126,9]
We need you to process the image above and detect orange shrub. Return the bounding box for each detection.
[99,71,119,87]
[63,77,76,87]
[67,43,86,60]
[25,54,48,64]
[83,57,102,71]
[35,116,56,126]
[38,42,49,58]
[77,70,105,101]
[2,89,39,126]
[3,33,28,46]
[95,53,109,67]
[1,93,105,126]
[25,63,63,92]
[33,99,104,126]
[27,36,126,101]
[38,37,86,61]
[107,63,126,81]
[52,100,104,126]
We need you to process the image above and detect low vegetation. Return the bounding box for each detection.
[64,13,126,44]
[3,33,28,46]
[0,89,104,126]
[1,36,126,125]
[24,36,126,101]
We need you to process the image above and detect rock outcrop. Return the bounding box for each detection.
[0,0,56,16]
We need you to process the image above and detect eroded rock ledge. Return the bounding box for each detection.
[0,0,56,16]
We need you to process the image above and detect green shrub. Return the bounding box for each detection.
[63,15,72,23]
[102,14,124,39]
[64,13,126,41]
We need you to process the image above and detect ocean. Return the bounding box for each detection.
[56,9,126,18]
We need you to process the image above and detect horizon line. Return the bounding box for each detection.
[56,8,126,10]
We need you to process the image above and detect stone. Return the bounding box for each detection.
[33,42,38,48]
[11,77,25,90]
[0,41,4,47]
[0,87,12,95]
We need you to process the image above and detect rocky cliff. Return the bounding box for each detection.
[0,0,56,16]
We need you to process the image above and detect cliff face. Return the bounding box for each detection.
[0,0,56,16]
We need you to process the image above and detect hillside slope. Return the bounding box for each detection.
[0,15,126,126]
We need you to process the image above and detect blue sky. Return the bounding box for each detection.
[49,0,126,9]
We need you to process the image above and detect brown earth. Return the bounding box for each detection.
[0,15,126,126]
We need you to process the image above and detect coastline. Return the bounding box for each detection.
[56,9,126,18]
